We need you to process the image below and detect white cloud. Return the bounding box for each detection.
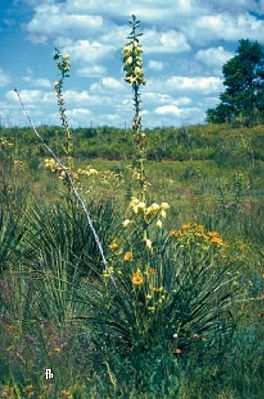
[10,0,264,128]
[66,107,92,126]
[66,0,196,19]
[194,46,233,72]
[154,104,183,116]
[0,69,11,87]
[23,76,51,88]
[148,60,164,71]
[89,77,126,94]
[164,76,223,94]
[77,65,106,78]
[185,13,264,44]
[6,89,55,106]
[101,77,124,90]
[27,4,104,42]
[174,96,192,106]
[143,29,191,54]
[58,39,115,64]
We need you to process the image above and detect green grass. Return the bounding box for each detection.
[0,124,264,398]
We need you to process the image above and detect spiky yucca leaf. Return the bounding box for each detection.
[0,208,23,272]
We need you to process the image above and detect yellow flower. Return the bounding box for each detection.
[182,223,191,229]
[131,272,144,286]
[160,202,170,210]
[4,323,15,333]
[169,229,181,237]
[210,236,224,246]
[122,219,132,227]
[207,232,224,246]
[147,267,157,276]
[102,266,114,278]
[144,238,152,250]
[156,219,163,229]
[108,241,119,251]
[137,201,146,210]
[147,306,155,312]
[207,231,220,238]
[54,347,62,353]
[151,286,164,292]
[7,345,15,352]
[124,252,133,262]
[130,197,139,206]
[160,210,167,219]
[147,203,160,214]
[126,56,133,65]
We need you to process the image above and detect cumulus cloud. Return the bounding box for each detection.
[101,77,124,90]
[185,13,264,44]
[26,4,104,42]
[154,104,183,116]
[57,39,115,64]
[7,0,264,127]
[143,29,191,54]
[148,60,164,71]
[23,76,51,88]
[167,76,223,93]
[6,89,55,106]
[149,75,223,95]
[0,69,11,87]
[194,46,233,70]
[77,64,106,77]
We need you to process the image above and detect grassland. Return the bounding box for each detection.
[0,124,263,398]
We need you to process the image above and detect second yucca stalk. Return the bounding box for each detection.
[54,48,73,173]
[123,15,147,201]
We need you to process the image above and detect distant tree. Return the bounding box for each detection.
[207,39,264,125]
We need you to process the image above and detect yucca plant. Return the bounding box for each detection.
[0,207,24,273]
[22,199,120,277]
[84,222,239,348]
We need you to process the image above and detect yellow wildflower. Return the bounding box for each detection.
[182,223,191,229]
[131,272,144,286]
[122,219,132,227]
[108,241,119,251]
[160,202,170,210]
[124,252,133,262]
[4,323,15,333]
[160,210,167,219]
[147,203,160,214]
[7,345,15,352]
[207,231,224,246]
[126,56,133,65]
[210,236,224,245]
[156,219,163,229]
[137,201,146,210]
[147,267,157,276]
[144,238,152,250]
[169,229,182,238]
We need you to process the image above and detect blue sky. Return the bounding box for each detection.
[0,0,263,128]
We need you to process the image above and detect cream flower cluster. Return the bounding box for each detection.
[0,139,14,148]
[128,197,170,228]
[44,158,60,172]
[77,167,98,177]
[43,158,76,181]
[123,40,146,86]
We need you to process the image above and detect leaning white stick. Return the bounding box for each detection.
[14,88,115,285]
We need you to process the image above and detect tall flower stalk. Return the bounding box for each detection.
[53,49,73,173]
[123,15,147,202]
